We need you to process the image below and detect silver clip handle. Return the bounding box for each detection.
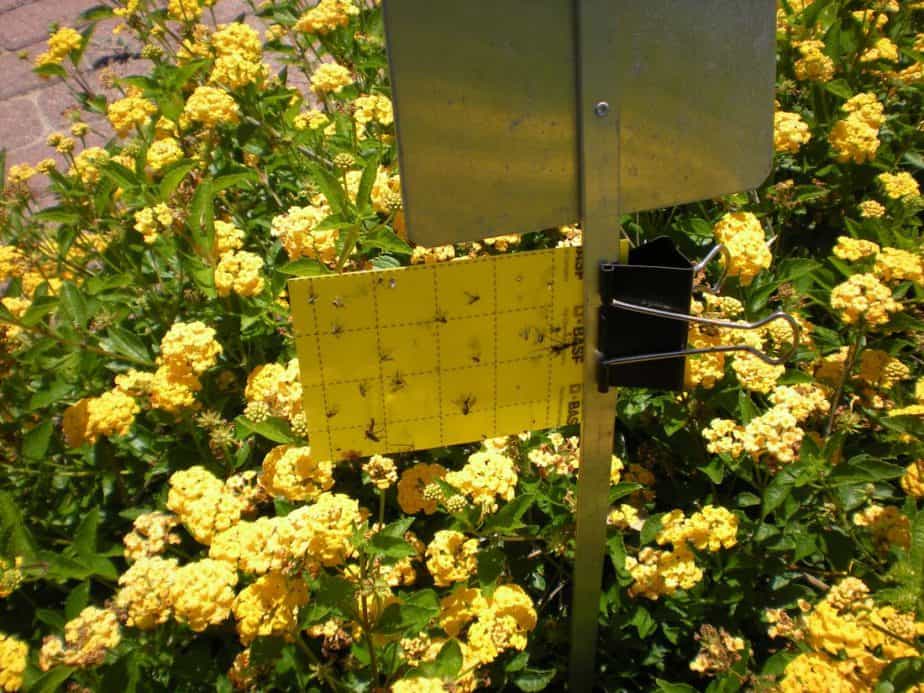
[601,299,801,368]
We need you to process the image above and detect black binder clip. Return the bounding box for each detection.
[597,237,800,392]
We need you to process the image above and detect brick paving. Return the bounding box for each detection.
[0,0,250,182]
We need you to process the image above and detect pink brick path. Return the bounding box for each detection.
[0,0,249,176]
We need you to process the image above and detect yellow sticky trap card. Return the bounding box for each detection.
[289,247,584,460]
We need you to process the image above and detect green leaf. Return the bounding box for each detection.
[213,170,259,191]
[763,465,800,515]
[22,420,53,461]
[158,159,198,199]
[369,533,417,560]
[827,456,904,485]
[512,668,557,692]
[477,548,505,589]
[32,206,81,224]
[65,581,90,620]
[103,327,154,365]
[314,573,356,618]
[824,79,853,99]
[877,657,924,691]
[32,64,68,79]
[309,164,348,214]
[188,180,215,236]
[356,153,380,211]
[80,4,115,20]
[655,681,698,693]
[59,281,89,329]
[101,161,139,189]
[278,259,329,276]
[430,640,463,678]
[484,494,536,533]
[0,491,38,560]
[72,508,100,559]
[640,513,665,546]
[26,666,75,693]
[361,227,412,255]
[378,517,415,539]
[235,416,297,444]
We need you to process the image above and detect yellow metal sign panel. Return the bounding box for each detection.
[289,248,584,460]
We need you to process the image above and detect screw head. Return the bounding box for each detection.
[593,101,610,117]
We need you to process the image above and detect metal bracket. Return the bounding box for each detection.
[597,238,801,392]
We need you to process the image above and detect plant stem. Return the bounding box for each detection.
[823,329,864,437]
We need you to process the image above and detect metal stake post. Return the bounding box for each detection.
[569,0,622,688]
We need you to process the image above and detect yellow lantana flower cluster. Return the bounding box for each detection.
[232,572,308,644]
[877,171,920,200]
[774,111,811,153]
[214,250,265,297]
[209,23,268,90]
[657,506,739,552]
[270,205,337,263]
[874,247,924,284]
[107,94,158,137]
[832,236,880,261]
[853,504,910,552]
[134,203,174,244]
[122,510,181,561]
[829,92,884,164]
[294,0,359,34]
[860,37,899,62]
[167,466,248,544]
[146,137,184,172]
[310,62,354,95]
[170,558,239,631]
[61,389,140,447]
[466,585,538,665]
[829,272,900,326]
[858,199,886,218]
[370,167,403,213]
[244,359,303,426]
[445,449,518,513]
[352,94,394,126]
[713,212,772,286]
[261,445,334,501]
[167,0,206,22]
[363,454,398,490]
[626,507,737,600]
[39,606,121,670]
[294,109,329,131]
[69,147,110,185]
[182,86,240,129]
[0,633,27,692]
[115,556,179,630]
[34,27,83,68]
[214,220,245,254]
[146,321,222,413]
[793,40,835,82]
[0,557,23,599]
[777,578,924,691]
[900,459,924,497]
[425,530,478,587]
[703,384,829,467]
[397,462,448,514]
[526,432,580,476]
